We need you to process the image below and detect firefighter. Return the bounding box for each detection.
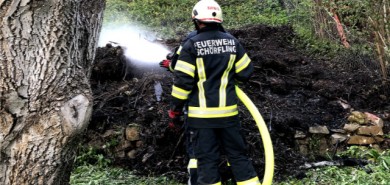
[160,30,199,185]
[161,28,233,185]
[168,0,260,184]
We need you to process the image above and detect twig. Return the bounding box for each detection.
[168,132,185,165]
[96,84,130,110]
[331,140,340,159]
[133,79,148,108]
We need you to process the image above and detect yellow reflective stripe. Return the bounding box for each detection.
[211,182,222,185]
[235,54,251,73]
[187,159,197,169]
[171,85,191,100]
[219,54,236,107]
[175,60,195,77]
[227,162,231,166]
[176,46,182,55]
[196,58,207,107]
[188,105,238,118]
[237,176,261,185]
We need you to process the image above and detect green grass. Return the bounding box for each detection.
[275,146,390,185]
[70,146,183,185]
[70,161,390,185]
[103,0,288,39]
[70,165,183,185]
[275,165,390,185]
[71,146,390,185]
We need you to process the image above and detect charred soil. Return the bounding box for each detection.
[85,24,390,183]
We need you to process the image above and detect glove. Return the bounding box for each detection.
[159,59,171,70]
[168,110,183,131]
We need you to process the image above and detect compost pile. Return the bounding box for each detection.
[85,24,390,182]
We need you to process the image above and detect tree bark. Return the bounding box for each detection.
[0,0,105,184]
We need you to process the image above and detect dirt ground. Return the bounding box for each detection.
[85,24,390,183]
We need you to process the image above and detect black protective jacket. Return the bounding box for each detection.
[171,25,253,128]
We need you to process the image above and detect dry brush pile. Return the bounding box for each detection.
[82,24,390,182]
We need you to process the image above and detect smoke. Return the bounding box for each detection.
[98,25,170,65]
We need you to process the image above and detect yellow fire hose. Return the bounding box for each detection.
[236,86,274,185]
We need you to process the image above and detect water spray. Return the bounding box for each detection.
[98,25,170,66]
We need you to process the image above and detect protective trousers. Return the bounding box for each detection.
[186,128,198,185]
[184,108,199,185]
[187,158,198,185]
[189,124,259,185]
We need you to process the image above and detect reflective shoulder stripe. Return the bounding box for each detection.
[196,58,207,107]
[175,60,195,77]
[211,182,222,185]
[188,105,238,118]
[176,46,183,55]
[237,176,261,185]
[219,54,236,107]
[171,85,191,100]
[235,53,251,73]
[187,158,197,169]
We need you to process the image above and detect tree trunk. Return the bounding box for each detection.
[0,0,105,184]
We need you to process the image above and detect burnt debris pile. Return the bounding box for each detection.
[85,24,390,182]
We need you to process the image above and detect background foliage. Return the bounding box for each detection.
[103,0,388,79]
[103,0,288,38]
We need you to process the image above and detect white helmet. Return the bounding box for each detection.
[192,0,223,23]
